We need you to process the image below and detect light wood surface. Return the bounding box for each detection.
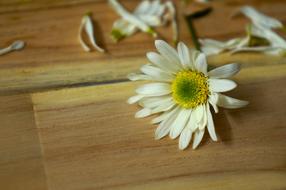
[0,95,47,190]
[0,0,286,189]
[31,65,286,190]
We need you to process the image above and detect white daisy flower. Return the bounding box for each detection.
[109,0,178,43]
[128,40,248,150]
[200,6,286,56]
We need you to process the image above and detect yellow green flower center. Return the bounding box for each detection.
[171,70,209,109]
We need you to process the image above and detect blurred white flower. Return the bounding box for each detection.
[109,0,178,43]
[200,6,286,56]
[239,6,283,29]
[79,13,105,53]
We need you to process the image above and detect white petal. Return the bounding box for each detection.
[208,93,219,113]
[84,15,105,53]
[195,53,208,74]
[135,108,152,118]
[151,99,175,114]
[139,96,172,108]
[127,73,151,81]
[138,15,162,26]
[240,6,283,29]
[155,40,181,67]
[198,104,207,130]
[146,52,180,73]
[10,40,25,50]
[209,79,237,92]
[177,42,191,68]
[141,64,174,82]
[0,40,25,56]
[134,0,150,15]
[189,110,198,132]
[111,19,137,41]
[179,128,192,150]
[200,38,243,56]
[169,109,192,139]
[206,103,217,141]
[250,24,286,48]
[109,0,157,37]
[208,63,240,79]
[127,94,144,104]
[148,0,161,15]
[199,39,225,48]
[190,48,200,69]
[79,16,91,52]
[136,83,171,96]
[194,105,204,125]
[151,109,172,124]
[199,39,225,56]
[230,46,273,54]
[217,94,249,109]
[155,106,180,139]
[192,129,205,149]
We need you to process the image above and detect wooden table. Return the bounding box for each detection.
[0,0,286,189]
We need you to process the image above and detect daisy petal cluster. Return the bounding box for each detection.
[128,40,248,150]
[109,0,178,43]
[200,6,286,56]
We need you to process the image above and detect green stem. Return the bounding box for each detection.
[185,15,201,51]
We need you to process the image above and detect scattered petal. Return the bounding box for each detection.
[109,0,157,37]
[0,40,25,56]
[79,14,105,52]
[239,6,283,29]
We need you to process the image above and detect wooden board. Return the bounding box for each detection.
[0,94,47,190]
[1,0,286,189]
[1,0,286,93]
[30,64,286,190]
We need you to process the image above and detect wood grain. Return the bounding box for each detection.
[31,65,286,190]
[0,0,286,93]
[0,94,47,190]
[1,0,286,189]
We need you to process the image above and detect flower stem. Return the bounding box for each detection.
[185,15,201,51]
